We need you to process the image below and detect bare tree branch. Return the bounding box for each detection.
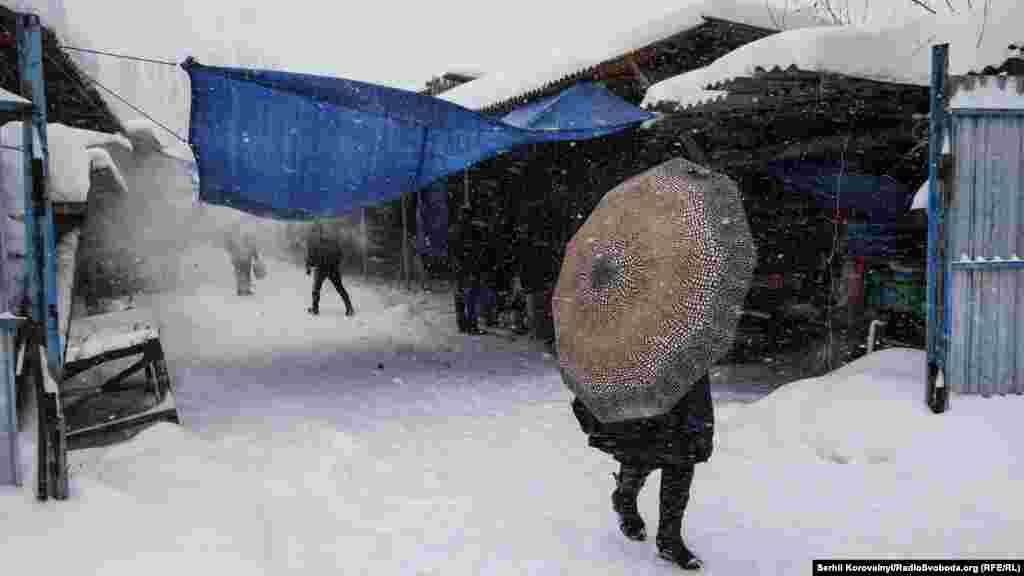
[908,0,938,14]
[766,0,782,29]
[817,0,845,23]
[943,0,957,13]
[976,0,990,49]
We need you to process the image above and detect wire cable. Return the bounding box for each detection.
[77,68,188,145]
[52,44,188,143]
[60,46,179,67]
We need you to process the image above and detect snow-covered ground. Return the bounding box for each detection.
[1,243,1021,575]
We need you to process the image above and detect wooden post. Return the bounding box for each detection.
[401,192,410,289]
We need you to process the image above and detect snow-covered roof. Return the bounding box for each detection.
[643,3,1024,109]
[440,0,822,111]
[0,87,30,107]
[0,122,133,205]
[949,75,1024,110]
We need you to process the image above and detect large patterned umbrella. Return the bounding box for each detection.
[554,158,756,423]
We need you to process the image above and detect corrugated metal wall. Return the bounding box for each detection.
[947,110,1024,395]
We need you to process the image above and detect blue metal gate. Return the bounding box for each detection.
[945,75,1024,396]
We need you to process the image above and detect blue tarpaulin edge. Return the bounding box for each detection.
[183,59,654,225]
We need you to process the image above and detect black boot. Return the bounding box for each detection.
[611,464,650,542]
[656,465,702,571]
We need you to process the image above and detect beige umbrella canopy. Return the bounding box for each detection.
[554,158,756,423]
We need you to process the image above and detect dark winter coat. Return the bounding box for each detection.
[451,211,486,288]
[306,225,344,269]
[571,373,714,467]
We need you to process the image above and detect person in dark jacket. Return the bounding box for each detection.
[224,220,260,296]
[451,206,485,335]
[305,221,355,316]
[571,373,714,571]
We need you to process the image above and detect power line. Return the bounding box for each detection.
[47,47,188,146]
[60,45,179,68]
[76,68,188,146]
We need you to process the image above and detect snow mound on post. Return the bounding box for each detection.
[122,118,194,163]
[87,147,129,192]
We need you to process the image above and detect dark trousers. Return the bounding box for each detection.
[455,274,481,332]
[232,258,252,294]
[463,285,481,326]
[312,264,354,313]
[618,461,695,547]
[478,286,496,325]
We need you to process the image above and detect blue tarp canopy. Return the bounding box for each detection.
[765,160,913,223]
[500,83,651,130]
[184,60,654,221]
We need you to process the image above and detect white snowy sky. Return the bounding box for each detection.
[28,0,942,91]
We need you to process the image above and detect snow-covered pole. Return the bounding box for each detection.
[925,43,949,414]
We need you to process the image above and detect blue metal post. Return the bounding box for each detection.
[18,12,66,500]
[0,317,23,486]
[926,44,949,413]
[18,15,61,372]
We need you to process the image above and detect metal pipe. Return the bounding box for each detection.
[867,320,886,354]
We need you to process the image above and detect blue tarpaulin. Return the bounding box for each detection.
[183,60,654,222]
[412,83,655,257]
[765,160,913,223]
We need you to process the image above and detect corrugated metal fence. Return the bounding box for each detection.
[946,81,1024,396]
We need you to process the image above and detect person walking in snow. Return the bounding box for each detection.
[305,220,355,317]
[452,206,485,335]
[224,220,261,296]
[570,372,714,570]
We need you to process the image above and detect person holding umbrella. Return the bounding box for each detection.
[555,158,756,571]
[571,374,713,569]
